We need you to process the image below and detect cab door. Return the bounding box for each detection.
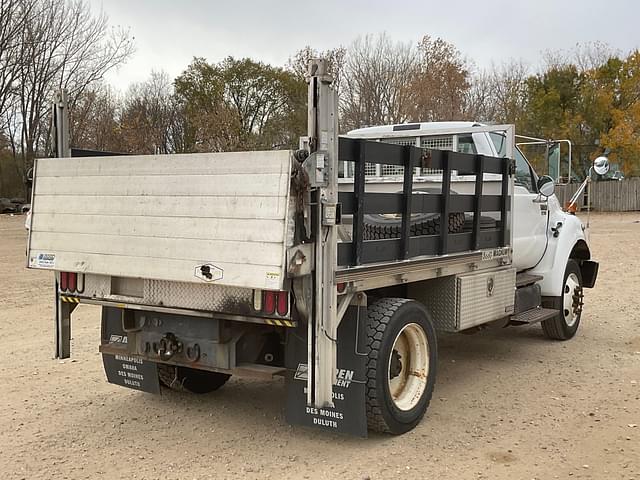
[488,133,547,271]
[511,148,548,271]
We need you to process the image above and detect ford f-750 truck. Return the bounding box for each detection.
[26,59,601,436]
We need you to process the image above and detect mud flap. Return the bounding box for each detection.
[100,306,160,394]
[285,305,368,437]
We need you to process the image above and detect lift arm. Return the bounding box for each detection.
[305,59,339,408]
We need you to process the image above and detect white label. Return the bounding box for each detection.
[265,271,281,289]
[35,253,56,268]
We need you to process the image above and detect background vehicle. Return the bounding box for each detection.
[26,60,600,436]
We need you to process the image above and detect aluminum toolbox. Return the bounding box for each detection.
[409,266,516,332]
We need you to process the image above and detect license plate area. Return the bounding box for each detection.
[102,353,160,394]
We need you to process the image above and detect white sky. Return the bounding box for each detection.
[88,0,640,91]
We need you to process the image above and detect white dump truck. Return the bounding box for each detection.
[26,60,602,436]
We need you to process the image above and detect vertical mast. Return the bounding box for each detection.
[306,59,339,408]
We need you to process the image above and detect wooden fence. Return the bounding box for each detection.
[555,178,640,212]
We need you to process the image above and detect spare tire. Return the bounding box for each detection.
[363,211,465,240]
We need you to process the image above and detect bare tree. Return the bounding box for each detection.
[10,0,133,175]
[119,71,183,154]
[463,69,496,121]
[287,45,346,90]
[69,82,121,151]
[489,60,529,124]
[341,33,417,130]
[0,0,36,122]
[542,41,620,73]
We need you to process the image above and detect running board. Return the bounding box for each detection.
[509,307,558,325]
[516,272,544,288]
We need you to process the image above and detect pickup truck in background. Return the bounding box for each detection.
[25,60,603,436]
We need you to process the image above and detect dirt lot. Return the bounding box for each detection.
[0,213,638,480]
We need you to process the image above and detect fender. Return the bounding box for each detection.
[529,196,590,297]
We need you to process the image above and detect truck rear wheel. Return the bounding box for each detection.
[365,298,437,434]
[158,364,231,394]
[541,259,584,340]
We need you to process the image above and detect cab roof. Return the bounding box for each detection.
[348,121,485,136]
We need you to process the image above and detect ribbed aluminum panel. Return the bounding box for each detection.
[145,280,253,313]
[408,267,515,332]
[80,274,254,314]
[457,268,515,330]
[408,276,458,332]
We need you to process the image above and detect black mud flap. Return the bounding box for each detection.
[285,305,368,437]
[101,306,160,394]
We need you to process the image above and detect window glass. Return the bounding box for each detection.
[489,132,507,157]
[457,135,477,154]
[514,147,536,193]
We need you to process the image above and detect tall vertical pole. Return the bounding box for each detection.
[53,90,74,359]
[306,59,339,408]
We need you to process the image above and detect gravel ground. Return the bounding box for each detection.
[0,212,638,480]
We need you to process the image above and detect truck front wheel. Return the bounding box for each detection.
[365,298,437,434]
[542,259,584,340]
[158,364,231,394]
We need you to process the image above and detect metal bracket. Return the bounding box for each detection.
[55,276,76,359]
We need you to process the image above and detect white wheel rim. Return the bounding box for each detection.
[387,322,429,411]
[563,273,581,327]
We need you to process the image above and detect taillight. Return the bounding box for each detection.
[337,282,346,294]
[276,291,288,316]
[59,272,83,293]
[255,290,289,317]
[263,291,276,315]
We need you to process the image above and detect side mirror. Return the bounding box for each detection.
[537,175,555,198]
[593,156,609,176]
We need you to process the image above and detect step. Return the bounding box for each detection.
[516,272,544,288]
[232,363,286,379]
[509,307,558,325]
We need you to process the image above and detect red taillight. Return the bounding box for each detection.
[68,272,77,292]
[337,282,346,294]
[60,272,68,291]
[276,291,288,316]
[263,291,276,315]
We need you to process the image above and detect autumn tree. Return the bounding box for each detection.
[408,35,471,122]
[600,51,640,175]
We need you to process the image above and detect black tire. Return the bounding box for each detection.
[158,364,231,394]
[365,298,437,434]
[541,259,584,340]
[363,211,465,240]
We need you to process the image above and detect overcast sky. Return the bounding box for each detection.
[88,0,639,91]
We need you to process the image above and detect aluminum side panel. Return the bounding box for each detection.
[27,151,293,290]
